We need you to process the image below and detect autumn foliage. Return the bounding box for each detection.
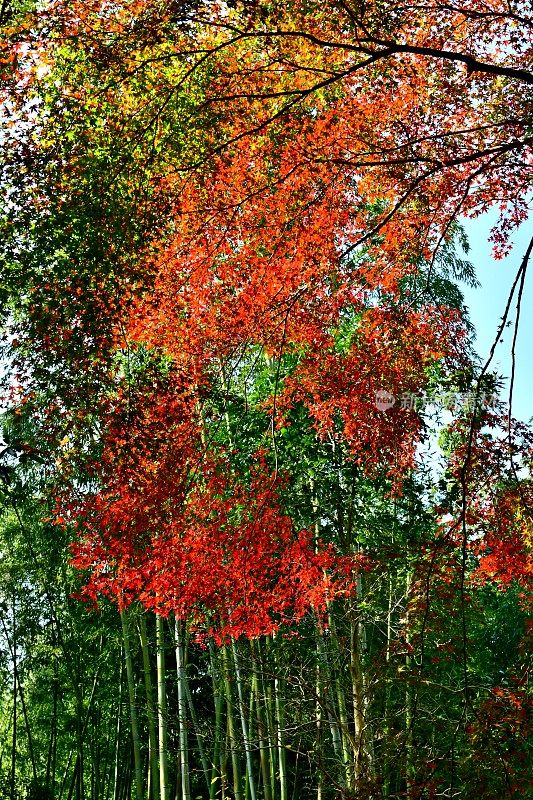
[1,0,532,797]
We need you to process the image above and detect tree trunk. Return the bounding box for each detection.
[112,655,123,800]
[272,634,287,800]
[120,607,144,800]
[156,614,170,800]
[184,660,211,794]
[10,591,16,800]
[221,644,243,800]
[316,624,344,767]
[140,613,160,800]
[175,617,190,800]
[405,570,415,795]
[231,639,257,800]
[250,640,272,800]
[327,609,353,788]
[350,611,367,789]
[209,643,225,800]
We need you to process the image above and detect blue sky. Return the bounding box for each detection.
[460,212,532,423]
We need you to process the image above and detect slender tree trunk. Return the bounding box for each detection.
[327,609,352,787]
[120,607,144,800]
[113,656,123,800]
[210,677,225,800]
[262,637,277,800]
[316,646,323,800]
[59,665,102,800]
[59,746,75,800]
[221,644,243,800]
[405,570,415,795]
[272,634,287,800]
[51,688,58,796]
[219,726,229,800]
[139,613,160,800]
[316,625,343,766]
[156,614,169,800]
[231,639,257,800]
[120,748,133,800]
[251,640,273,800]
[66,754,79,800]
[383,573,394,798]
[1,599,39,791]
[184,660,211,794]
[245,683,256,800]
[350,612,366,788]
[335,656,352,784]
[95,710,112,800]
[10,591,16,800]
[175,617,190,800]
[90,708,98,800]
[46,666,59,796]
[209,643,224,800]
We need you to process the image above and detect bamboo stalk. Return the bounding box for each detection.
[316,625,343,765]
[405,569,415,795]
[156,614,169,800]
[209,642,224,800]
[383,572,394,799]
[175,617,191,800]
[251,640,272,800]
[120,607,144,800]
[112,655,123,800]
[184,654,211,793]
[272,634,287,800]
[10,590,16,800]
[327,608,353,788]
[262,637,277,800]
[139,613,160,800]
[221,643,243,800]
[231,639,257,800]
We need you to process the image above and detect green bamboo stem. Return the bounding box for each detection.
[383,573,394,798]
[184,656,211,793]
[175,617,191,800]
[405,570,415,795]
[327,608,353,787]
[120,607,144,800]
[260,638,277,800]
[139,613,160,800]
[316,627,343,766]
[251,639,273,800]
[221,644,243,800]
[272,634,287,800]
[155,614,169,800]
[231,639,257,800]
[209,643,224,800]
[112,654,123,800]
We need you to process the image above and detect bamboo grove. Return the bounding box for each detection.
[0,1,532,798]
